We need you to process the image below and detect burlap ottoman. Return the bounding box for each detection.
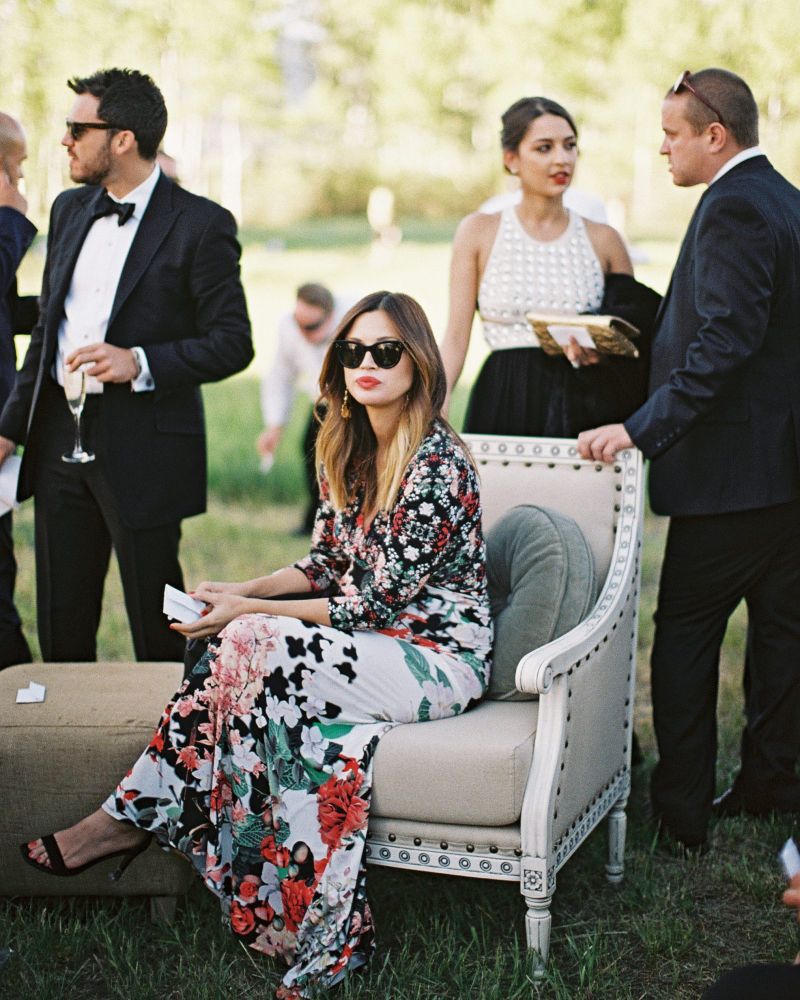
[0,661,193,920]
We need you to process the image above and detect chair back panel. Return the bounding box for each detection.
[464,436,621,582]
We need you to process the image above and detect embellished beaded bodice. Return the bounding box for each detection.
[478,207,604,350]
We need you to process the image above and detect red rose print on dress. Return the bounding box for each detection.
[317,760,370,852]
[230,900,256,935]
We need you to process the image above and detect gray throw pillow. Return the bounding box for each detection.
[485,504,597,701]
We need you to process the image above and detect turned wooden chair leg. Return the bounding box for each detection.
[525,895,552,980]
[149,895,177,922]
[605,795,628,885]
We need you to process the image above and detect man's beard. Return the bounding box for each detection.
[72,141,113,187]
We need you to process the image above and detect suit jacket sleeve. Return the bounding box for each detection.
[0,199,58,444]
[12,294,39,336]
[625,194,776,457]
[139,205,253,390]
[0,206,37,301]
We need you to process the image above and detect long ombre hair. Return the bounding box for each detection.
[316,291,457,513]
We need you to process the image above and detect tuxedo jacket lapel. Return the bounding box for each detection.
[107,174,178,333]
[47,187,105,331]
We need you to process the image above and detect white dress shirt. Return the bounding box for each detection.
[55,165,161,393]
[260,296,352,428]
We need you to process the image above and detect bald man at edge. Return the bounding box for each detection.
[0,112,37,667]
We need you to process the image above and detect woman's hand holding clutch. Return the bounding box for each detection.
[563,336,601,369]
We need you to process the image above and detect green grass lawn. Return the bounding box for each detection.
[3,227,799,997]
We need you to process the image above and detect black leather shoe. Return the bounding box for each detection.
[656,831,710,860]
[713,784,800,818]
[712,785,747,818]
[651,817,709,859]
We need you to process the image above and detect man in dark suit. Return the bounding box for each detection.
[0,68,253,663]
[0,112,37,667]
[578,68,800,851]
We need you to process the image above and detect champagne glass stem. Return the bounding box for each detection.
[72,413,83,457]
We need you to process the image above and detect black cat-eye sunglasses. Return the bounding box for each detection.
[334,340,406,369]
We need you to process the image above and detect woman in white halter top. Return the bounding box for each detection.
[441,96,658,438]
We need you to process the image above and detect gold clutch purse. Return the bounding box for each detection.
[526,313,641,359]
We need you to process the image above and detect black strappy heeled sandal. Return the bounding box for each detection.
[19,832,151,882]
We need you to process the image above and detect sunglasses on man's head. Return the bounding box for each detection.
[334,340,406,369]
[671,71,725,126]
[65,120,119,141]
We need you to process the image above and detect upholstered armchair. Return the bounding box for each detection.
[368,435,644,975]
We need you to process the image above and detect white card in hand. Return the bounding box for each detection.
[0,455,21,516]
[163,584,206,624]
[16,681,46,704]
[780,837,800,879]
[547,324,597,350]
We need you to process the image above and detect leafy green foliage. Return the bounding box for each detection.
[9,0,799,233]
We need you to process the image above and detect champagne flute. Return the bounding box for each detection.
[62,366,95,463]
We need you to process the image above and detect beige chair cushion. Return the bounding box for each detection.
[372,699,538,826]
[0,662,193,898]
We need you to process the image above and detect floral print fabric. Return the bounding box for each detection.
[103,422,492,997]
[296,419,488,645]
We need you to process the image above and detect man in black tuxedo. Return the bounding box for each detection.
[0,69,253,663]
[578,68,800,850]
[0,112,37,667]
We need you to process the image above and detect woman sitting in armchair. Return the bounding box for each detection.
[21,291,492,1000]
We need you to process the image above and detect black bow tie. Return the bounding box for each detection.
[94,191,136,226]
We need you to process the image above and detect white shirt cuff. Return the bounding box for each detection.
[130,346,155,392]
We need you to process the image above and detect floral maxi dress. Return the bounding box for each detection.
[103,421,492,997]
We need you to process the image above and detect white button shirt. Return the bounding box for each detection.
[55,165,160,393]
[260,297,353,429]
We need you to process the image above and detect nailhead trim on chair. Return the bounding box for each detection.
[554,768,630,870]
[365,836,522,879]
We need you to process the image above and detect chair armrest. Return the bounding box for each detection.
[515,449,644,695]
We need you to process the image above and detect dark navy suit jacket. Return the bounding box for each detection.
[0,174,253,529]
[625,155,800,516]
[0,206,38,408]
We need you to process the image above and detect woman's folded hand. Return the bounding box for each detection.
[170,589,250,639]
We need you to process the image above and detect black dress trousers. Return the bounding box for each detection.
[0,509,31,668]
[650,498,800,842]
[702,961,800,999]
[30,377,185,663]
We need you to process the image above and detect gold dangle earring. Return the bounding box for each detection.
[341,388,351,419]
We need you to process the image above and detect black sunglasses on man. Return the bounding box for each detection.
[65,120,119,141]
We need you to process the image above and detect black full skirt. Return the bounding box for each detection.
[464,273,661,438]
[463,347,646,438]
